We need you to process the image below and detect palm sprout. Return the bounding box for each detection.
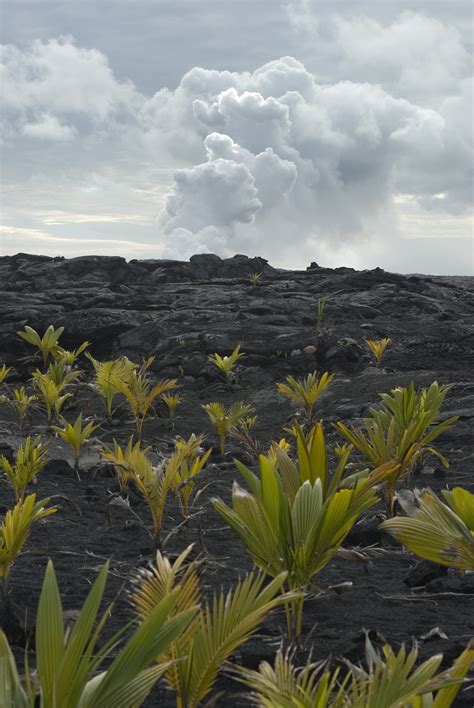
[208,344,245,386]
[168,434,212,517]
[277,371,333,424]
[381,487,474,570]
[335,381,458,513]
[86,353,138,419]
[131,545,292,708]
[32,372,73,422]
[0,436,49,501]
[51,414,100,470]
[17,325,64,366]
[161,392,182,424]
[101,437,149,493]
[365,337,392,367]
[113,360,177,439]
[0,364,11,385]
[0,494,56,599]
[213,448,397,635]
[0,559,197,707]
[232,638,474,707]
[53,340,90,366]
[10,387,36,430]
[202,401,254,453]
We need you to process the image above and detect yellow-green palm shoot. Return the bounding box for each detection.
[162,392,182,422]
[10,387,36,429]
[0,364,11,385]
[202,401,254,454]
[335,381,458,514]
[53,340,90,366]
[0,559,197,708]
[132,544,292,708]
[249,271,262,286]
[32,372,73,422]
[115,367,177,439]
[366,337,392,367]
[315,297,325,350]
[0,436,49,501]
[86,353,138,419]
[51,414,100,470]
[381,487,474,571]
[41,361,81,389]
[0,494,56,594]
[277,371,334,424]
[232,638,474,708]
[213,453,397,636]
[168,435,212,517]
[108,443,176,550]
[17,325,64,366]
[208,344,245,386]
[101,437,151,493]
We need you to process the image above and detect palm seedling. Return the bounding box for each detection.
[277,371,334,424]
[131,545,293,708]
[366,337,392,367]
[17,324,64,366]
[104,442,175,550]
[334,381,458,514]
[0,364,11,385]
[101,436,149,493]
[32,371,73,422]
[53,340,90,366]
[168,434,212,518]
[0,559,198,708]
[213,431,397,635]
[0,436,49,501]
[229,414,261,455]
[202,401,254,454]
[113,359,177,439]
[231,637,474,707]
[162,392,182,426]
[380,487,474,570]
[10,387,37,431]
[208,344,245,387]
[86,353,138,420]
[51,414,100,472]
[0,494,56,603]
[42,360,82,389]
[249,271,262,286]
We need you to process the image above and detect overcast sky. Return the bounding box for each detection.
[1,0,472,273]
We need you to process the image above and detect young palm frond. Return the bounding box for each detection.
[334,381,458,514]
[365,337,392,367]
[113,362,177,439]
[202,401,254,454]
[51,414,100,470]
[10,387,37,430]
[101,437,151,493]
[53,340,90,366]
[0,436,49,501]
[208,345,245,387]
[0,364,11,385]
[277,371,333,424]
[131,545,291,708]
[380,487,474,570]
[249,272,262,286]
[168,435,212,517]
[0,495,56,597]
[32,372,73,422]
[0,559,197,708]
[86,353,138,419]
[232,639,474,708]
[17,325,64,366]
[42,361,81,389]
[161,393,182,423]
[213,452,397,635]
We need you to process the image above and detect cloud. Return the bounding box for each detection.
[0,14,472,274]
[155,55,471,265]
[22,114,77,141]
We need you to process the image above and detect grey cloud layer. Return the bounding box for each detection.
[0,2,472,272]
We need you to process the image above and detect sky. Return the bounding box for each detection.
[1,0,473,274]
